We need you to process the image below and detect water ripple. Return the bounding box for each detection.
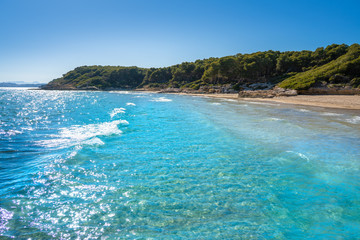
[0,89,359,239]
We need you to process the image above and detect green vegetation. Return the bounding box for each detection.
[43,44,360,91]
[45,66,146,89]
[279,44,360,89]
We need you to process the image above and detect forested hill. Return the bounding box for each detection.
[42,43,360,92]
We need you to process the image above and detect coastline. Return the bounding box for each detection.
[171,92,360,110]
[38,88,360,110]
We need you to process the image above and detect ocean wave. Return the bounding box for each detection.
[298,109,310,112]
[268,117,282,121]
[109,91,150,96]
[38,120,128,148]
[108,91,131,94]
[285,151,310,162]
[151,97,172,102]
[221,99,237,102]
[110,108,126,118]
[83,137,105,146]
[126,102,136,106]
[248,101,279,106]
[345,116,360,124]
[211,102,221,105]
[321,112,344,116]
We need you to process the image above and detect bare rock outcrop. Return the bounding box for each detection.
[158,88,182,93]
[238,87,298,98]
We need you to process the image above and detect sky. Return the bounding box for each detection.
[0,0,359,83]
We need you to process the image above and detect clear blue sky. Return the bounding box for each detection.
[0,0,359,83]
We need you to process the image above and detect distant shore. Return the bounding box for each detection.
[171,93,360,110]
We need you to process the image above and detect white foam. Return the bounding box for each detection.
[221,99,237,102]
[321,112,344,116]
[83,137,105,146]
[248,101,279,106]
[118,120,129,125]
[151,97,172,102]
[268,117,282,121]
[38,120,127,148]
[126,102,136,106]
[110,108,126,118]
[298,109,310,112]
[109,91,131,94]
[346,116,360,124]
[211,102,221,105]
[109,91,149,96]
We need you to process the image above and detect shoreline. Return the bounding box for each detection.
[35,88,360,110]
[242,95,360,110]
[169,92,360,110]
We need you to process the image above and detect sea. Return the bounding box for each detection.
[0,87,359,239]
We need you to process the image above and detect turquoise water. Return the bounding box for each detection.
[0,88,360,239]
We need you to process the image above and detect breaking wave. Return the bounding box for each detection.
[37,120,128,148]
[345,116,360,124]
[268,117,283,121]
[321,112,344,116]
[151,97,172,102]
[110,108,126,118]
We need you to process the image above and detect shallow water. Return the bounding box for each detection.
[0,88,359,239]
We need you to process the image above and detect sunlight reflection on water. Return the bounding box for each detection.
[0,88,359,239]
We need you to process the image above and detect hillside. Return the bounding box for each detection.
[42,44,360,93]
[279,44,360,90]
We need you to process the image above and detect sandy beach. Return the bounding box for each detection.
[245,95,360,110]
[176,93,360,110]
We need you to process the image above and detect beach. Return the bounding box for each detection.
[177,93,360,110]
[246,95,360,110]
